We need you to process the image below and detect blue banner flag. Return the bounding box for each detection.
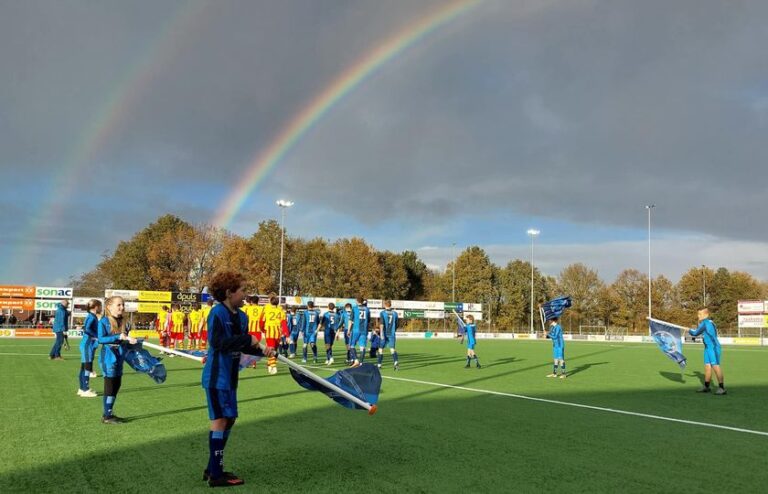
[648,318,687,370]
[453,310,466,336]
[124,342,167,384]
[540,296,572,321]
[289,363,381,411]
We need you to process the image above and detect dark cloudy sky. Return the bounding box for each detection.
[1,0,767,287]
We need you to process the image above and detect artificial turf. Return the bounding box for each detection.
[1,338,767,493]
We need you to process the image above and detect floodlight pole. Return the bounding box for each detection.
[527,229,540,334]
[276,199,294,302]
[451,242,456,303]
[702,264,707,307]
[645,205,655,319]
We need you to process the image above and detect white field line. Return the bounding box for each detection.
[0,353,51,356]
[383,374,768,438]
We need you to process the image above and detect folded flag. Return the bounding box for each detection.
[124,341,167,384]
[288,361,381,413]
[648,317,687,370]
[540,296,572,321]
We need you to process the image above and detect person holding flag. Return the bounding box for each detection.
[301,301,321,364]
[463,314,480,368]
[546,317,566,378]
[201,270,272,487]
[378,299,400,370]
[98,296,137,424]
[689,308,726,395]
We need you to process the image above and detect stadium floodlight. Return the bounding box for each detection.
[527,229,540,334]
[645,205,655,319]
[452,242,457,303]
[277,199,294,301]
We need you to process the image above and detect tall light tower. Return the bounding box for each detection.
[702,264,707,307]
[451,242,457,303]
[645,205,655,319]
[527,229,540,333]
[276,199,294,302]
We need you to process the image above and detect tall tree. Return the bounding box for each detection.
[611,269,648,332]
[557,263,604,330]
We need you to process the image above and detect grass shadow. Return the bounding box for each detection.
[659,371,685,383]
[567,362,608,377]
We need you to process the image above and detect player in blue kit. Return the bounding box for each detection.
[201,271,271,487]
[339,304,353,364]
[287,307,303,358]
[689,308,725,395]
[301,301,321,363]
[77,299,102,398]
[350,297,370,368]
[546,317,566,378]
[321,303,338,365]
[463,314,480,368]
[378,299,399,370]
[98,296,138,424]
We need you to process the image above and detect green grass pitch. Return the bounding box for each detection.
[1,338,767,493]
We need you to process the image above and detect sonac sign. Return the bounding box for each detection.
[35,287,73,299]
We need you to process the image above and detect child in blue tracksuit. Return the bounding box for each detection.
[201,271,272,487]
[464,315,480,368]
[49,300,70,359]
[98,296,137,424]
[287,307,303,358]
[77,299,102,397]
[689,308,725,395]
[546,318,566,378]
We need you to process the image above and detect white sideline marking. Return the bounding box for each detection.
[384,375,768,437]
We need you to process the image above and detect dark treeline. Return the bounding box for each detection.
[72,215,767,333]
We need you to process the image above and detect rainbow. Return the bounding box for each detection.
[213,0,481,229]
[9,1,211,281]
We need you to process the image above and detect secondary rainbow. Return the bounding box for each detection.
[213,0,481,229]
[9,1,210,281]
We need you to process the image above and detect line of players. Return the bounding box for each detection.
[248,295,400,374]
[155,295,400,373]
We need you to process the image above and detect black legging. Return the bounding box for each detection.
[104,376,123,397]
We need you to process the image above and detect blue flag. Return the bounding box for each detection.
[648,318,687,370]
[540,296,572,321]
[453,311,466,336]
[124,342,167,384]
[289,363,381,411]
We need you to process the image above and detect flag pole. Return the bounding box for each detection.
[142,341,204,362]
[646,317,688,332]
[276,354,377,414]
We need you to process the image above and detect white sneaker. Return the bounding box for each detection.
[76,389,85,396]
[377,364,382,369]
[328,358,334,365]
[268,366,278,375]
[82,389,98,398]
[89,372,98,378]
[289,354,296,359]
[324,360,329,365]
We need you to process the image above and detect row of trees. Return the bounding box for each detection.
[72,215,768,333]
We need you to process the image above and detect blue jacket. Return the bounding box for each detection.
[304,309,321,334]
[98,316,125,377]
[689,319,720,349]
[53,303,69,333]
[202,303,253,390]
[380,309,398,337]
[547,324,564,347]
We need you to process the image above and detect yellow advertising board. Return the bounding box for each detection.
[138,291,172,302]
